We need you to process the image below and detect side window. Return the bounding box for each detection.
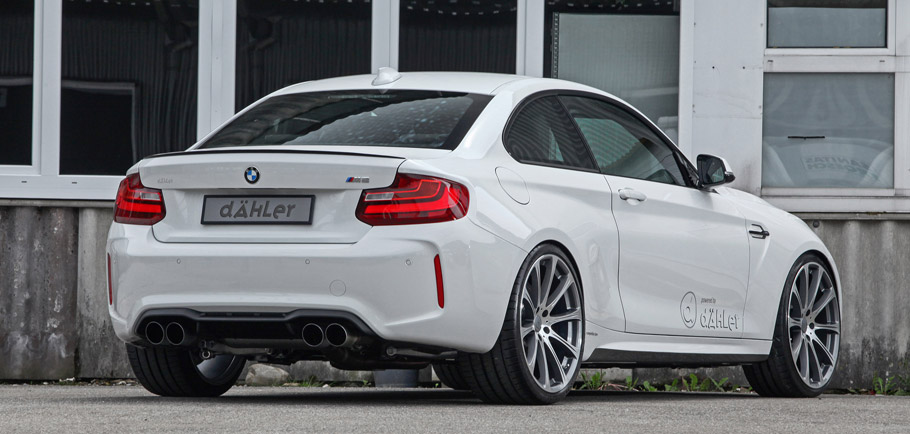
[505,96,597,171]
[560,96,687,186]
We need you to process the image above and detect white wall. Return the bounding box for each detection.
[683,0,766,196]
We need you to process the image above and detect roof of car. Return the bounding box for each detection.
[271,71,600,97]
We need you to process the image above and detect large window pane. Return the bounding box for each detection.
[235,0,371,111]
[0,1,33,166]
[61,0,198,176]
[399,1,516,73]
[767,0,887,48]
[762,74,894,188]
[548,2,680,140]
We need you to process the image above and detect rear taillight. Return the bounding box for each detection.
[114,172,166,225]
[355,173,469,226]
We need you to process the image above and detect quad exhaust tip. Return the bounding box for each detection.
[325,323,349,347]
[165,322,186,346]
[302,323,325,347]
[145,321,165,346]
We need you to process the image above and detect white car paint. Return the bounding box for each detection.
[107,71,840,365]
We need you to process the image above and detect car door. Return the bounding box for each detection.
[560,95,751,338]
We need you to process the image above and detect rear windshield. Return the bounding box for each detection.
[197,90,492,150]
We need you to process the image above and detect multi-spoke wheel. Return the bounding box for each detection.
[743,253,840,397]
[458,244,584,404]
[519,253,584,393]
[126,344,245,397]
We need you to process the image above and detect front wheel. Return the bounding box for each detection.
[743,253,841,397]
[459,244,585,404]
[126,344,245,397]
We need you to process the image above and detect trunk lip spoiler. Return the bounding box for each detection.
[142,148,410,161]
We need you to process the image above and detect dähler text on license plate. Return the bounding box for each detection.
[201,196,314,224]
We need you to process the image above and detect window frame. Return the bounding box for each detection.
[0,0,215,200]
[0,0,401,201]
[764,0,896,56]
[760,0,910,212]
[502,89,697,187]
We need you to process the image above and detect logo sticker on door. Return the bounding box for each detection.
[680,292,741,331]
[680,292,697,328]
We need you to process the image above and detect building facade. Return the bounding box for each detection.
[1,0,908,387]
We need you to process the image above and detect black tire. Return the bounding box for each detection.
[432,362,470,390]
[743,253,840,397]
[126,344,245,397]
[457,244,585,405]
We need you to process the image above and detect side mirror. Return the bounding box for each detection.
[696,154,735,190]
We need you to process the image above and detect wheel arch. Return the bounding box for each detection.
[801,248,843,317]
[532,239,585,296]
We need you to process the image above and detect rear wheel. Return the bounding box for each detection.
[743,253,840,397]
[126,344,245,397]
[432,362,470,390]
[459,244,584,404]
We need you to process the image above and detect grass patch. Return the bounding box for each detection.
[575,371,752,393]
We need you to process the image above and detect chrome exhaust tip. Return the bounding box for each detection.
[302,323,325,347]
[145,321,165,345]
[165,322,186,346]
[325,323,349,347]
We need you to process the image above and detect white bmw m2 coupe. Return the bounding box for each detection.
[107,69,841,404]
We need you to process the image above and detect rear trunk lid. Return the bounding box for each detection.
[140,150,404,243]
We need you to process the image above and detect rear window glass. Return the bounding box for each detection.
[198,90,492,150]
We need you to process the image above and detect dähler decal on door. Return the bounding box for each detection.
[680,292,740,331]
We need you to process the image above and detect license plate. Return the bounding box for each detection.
[201,196,314,224]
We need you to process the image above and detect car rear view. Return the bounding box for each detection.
[106,81,525,397]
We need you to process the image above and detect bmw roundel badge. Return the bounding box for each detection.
[244,167,260,184]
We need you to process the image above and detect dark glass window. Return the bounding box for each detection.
[0,1,34,166]
[235,0,371,111]
[399,1,516,73]
[505,96,596,171]
[199,90,492,150]
[560,96,686,186]
[61,0,198,176]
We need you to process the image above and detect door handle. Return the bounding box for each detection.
[618,188,647,202]
[749,224,770,239]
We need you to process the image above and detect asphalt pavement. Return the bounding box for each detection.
[0,385,908,433]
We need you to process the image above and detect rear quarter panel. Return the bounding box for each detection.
[414,86,627,338]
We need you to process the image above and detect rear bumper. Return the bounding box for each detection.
[107,219,525,353]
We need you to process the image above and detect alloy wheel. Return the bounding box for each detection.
[787,261,840,389]
[519,254,583,393]
[193,353,242,384]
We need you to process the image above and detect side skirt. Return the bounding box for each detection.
[583,349,767,369]
[581,321,770,369]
